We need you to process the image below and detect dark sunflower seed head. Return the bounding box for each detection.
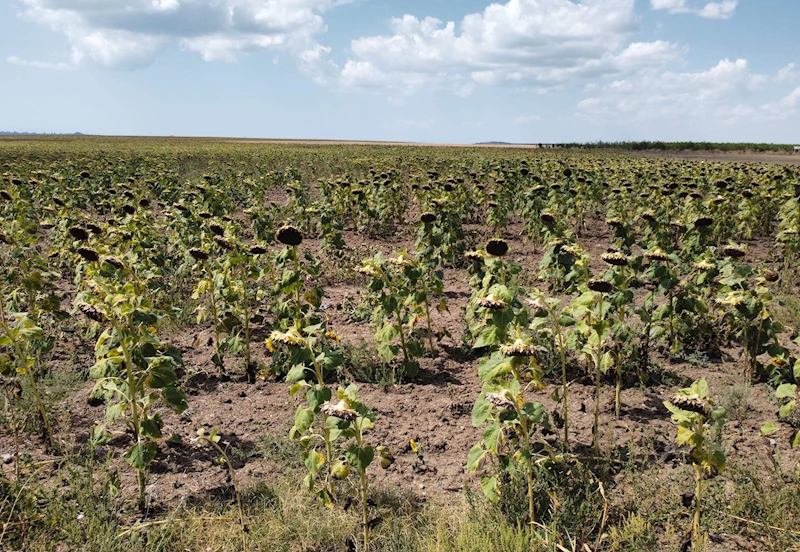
[587,278,613,293]
[213,236,234,251]
[721,244,746,258]
[485,238,509,257]
[601,251,628,266]
[209,223,225,236]
[276,225,303,246]
[78,302,105,323]
[68,226,90,241]
[670,395,709,415]
[249,245,267,255]
[188,248,209,261]
[420,212,436,224]
[103,257,124,270]
[77,247,100,262]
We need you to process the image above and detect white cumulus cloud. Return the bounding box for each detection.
[650,0,738,19]
[339,0,687,97]
[577,58,800,123]
[10,0,350,74]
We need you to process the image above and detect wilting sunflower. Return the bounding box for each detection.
[268,328,306,348]
[420,212,436,224]
[500,338,538,357]
[78,303,105,323]
[669,394,710,415]
[103,257,124,270]
[476,294,508,310]
[601,251,628,266]
[321,400,358,422]
[356,263,381,278]
[587,278,613,293]
[720,244,746,259]
[249,245,267,255]
[644,248,670,262]
[389,252,415,267]
[540,212,556,225]
[485,392,516,410]
[694,259,715,271]
[189,248,209,261]
[213,236,234,251]
[277,225,303,246]
[77,247,100,262]
[68,226,90,241]
[525,296,549,317]
[485,238,509,257]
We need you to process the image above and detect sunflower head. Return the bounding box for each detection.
[77,247,100,262]
[644,248,670,262]
[587,278,613,293]
[694,216,714,228]
[420,212,436,224]
[103,257,124,270]
[68,226,89,241]
[189,248,209,261]
[78,303,105,323]
[540,212,556,225]
[321,400,358,422]
[669,394,710,416]
[500,338,538,357]
[485,392,515,410]
[476,294,508,310]
[213,236,234,251]
[277,225,303,246]
[486,238,509,257]
[720,244,746,259]
[601,251,628,267]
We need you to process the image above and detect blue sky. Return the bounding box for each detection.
[1,0,798,143]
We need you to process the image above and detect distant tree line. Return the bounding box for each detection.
[559,141,795,153]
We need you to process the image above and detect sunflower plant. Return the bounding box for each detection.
[664,378,726,552]
[357,251,430,380]
[76,250,188,512]
[468,330,551,527]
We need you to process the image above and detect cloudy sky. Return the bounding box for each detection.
[1,0,798,143]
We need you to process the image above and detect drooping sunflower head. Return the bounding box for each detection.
[77,247,100,262]
[78,302,105,323]
[276,225,303,246]
[485,392,515,410]
[720,244,746,259]
[485,238,509,257]
[476,293,508,310]
[189,248,209,261]
[601,251,628,267]
[500,338,538,357]
[644,248,670,262]
[320,400,358,422]
[669,394,710,416]
[68,226,90,242]
[587,278,613,293]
